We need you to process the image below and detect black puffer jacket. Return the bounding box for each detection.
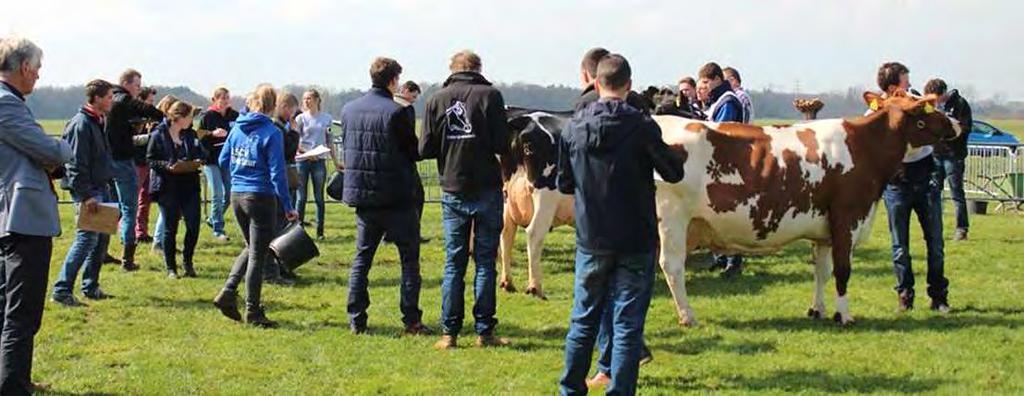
[419,72,509,196]
[934,89,973,160]
[106,86,164,160]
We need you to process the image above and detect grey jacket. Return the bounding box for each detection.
[0,82,73,237]
[60,107,114,201]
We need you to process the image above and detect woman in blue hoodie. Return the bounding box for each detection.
[212,84,297,328]
[147,101,204,279]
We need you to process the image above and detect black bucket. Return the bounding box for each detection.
[969,200,988,215]
[269,222,320,270]
[326,170,344,201]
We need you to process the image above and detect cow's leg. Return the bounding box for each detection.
[829,217,855,325]
[523,189,559,300]
[656,192,696,327]
[808,242,832,319]
[499,207,518,293]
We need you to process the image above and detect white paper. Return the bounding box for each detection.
[296,145,331,160]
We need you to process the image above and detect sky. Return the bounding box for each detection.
[3,0,1021,100]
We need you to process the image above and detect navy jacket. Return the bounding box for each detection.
[341,87,418,208]
[557,99,685,254]
[61,107,114,201]
[705,83,744,123]
[146,121,204,200]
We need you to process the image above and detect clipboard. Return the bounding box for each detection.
[77,203,120,234]
[171,160,203,174]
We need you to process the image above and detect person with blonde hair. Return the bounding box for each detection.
[293,88,332,240]
[147,101,204,279]
[198,87,238,242]
[213,84,297,328]
[150,94,179,254]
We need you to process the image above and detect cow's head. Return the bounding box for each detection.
[863,90,961,147]
[504,110,570,188]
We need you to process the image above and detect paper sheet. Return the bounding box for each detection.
[295,145,331,160]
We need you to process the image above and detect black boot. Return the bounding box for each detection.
[246,307,278,328]
[213,289,242,321]
[103,252,122,265]
[183,261,197,278]
[121,244,139,272]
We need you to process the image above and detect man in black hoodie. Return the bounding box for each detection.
[557,54,685,395]
[420,50,511,350]
[105,69,164,272]
[925,78,973,241]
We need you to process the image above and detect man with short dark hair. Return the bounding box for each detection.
[873,62,950,313]
[698,62,746,278]
[421,50,511,349]
[341,57,430,336]
[558,54,685,395]
[396,80,421,107]
[0,36,73,395]
[391,80,429,245]
[53,79,118,307]
[575,47,650,112]
[106,68,164,272]
[723,67,754,123]
[925,78,973,241]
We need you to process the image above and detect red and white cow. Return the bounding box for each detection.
[654,92,960,326]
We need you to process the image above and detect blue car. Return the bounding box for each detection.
[968,120,1021,147]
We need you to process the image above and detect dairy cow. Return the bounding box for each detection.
[654,91,960,326]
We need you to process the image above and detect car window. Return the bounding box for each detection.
[973,122,997,135]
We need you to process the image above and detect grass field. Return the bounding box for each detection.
[31,190,1024,394]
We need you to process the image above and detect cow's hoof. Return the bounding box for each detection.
[499,280,517,293]
[832,312,855,326]
[524,287,547,300]
[807,308,825,319]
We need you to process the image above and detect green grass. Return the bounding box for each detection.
[32,198,1024,394]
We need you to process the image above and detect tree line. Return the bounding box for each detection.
[26,83,1024,122]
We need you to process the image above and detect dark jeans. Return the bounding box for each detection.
[596,257,655,375]
[157,188,201,272]
[223,193,277,311]
[296,160,326,235]
[0,233,52,396]
[883,159,948,301]
[439,189,503,336]
[560,250,655,396]
[937,157,969,231]
[53,191,112,297]
[347,206,423,328]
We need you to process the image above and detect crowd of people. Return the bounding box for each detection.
[0,34,974,395]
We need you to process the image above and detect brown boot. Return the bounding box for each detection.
[475,334,510,348]
[433,334,457,350]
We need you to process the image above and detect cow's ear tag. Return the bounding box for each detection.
[869,99,880,111]
[924,103,936,114]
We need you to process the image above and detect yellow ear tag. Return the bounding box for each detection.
[869,99,880,111]
[924,103,936,114]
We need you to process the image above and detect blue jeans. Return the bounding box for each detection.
[348,206,423,328]
[110,160,138,245]
[560,250,655,396]
[439,189,503,336]
[596,258,654,375]
[53,192,113,298]
[883,173,948,300]
[295,160,326,235]
[154,211,165,248]
[937,157,969,231]
[203,164,231,235]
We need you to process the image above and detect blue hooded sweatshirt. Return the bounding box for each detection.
[218,112,293,213]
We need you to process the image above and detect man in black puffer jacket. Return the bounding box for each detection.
[341,57,429,336]
[925,78,973,241]
[419,50,511,350]
[105,69,164,271]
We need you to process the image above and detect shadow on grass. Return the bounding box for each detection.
[647,334,777,356]
[712,313,1024,333]
[39,390,118,396]
[640,369,945,393]
[140,295,320,312]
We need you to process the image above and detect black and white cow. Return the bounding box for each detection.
[498,107,575,300]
